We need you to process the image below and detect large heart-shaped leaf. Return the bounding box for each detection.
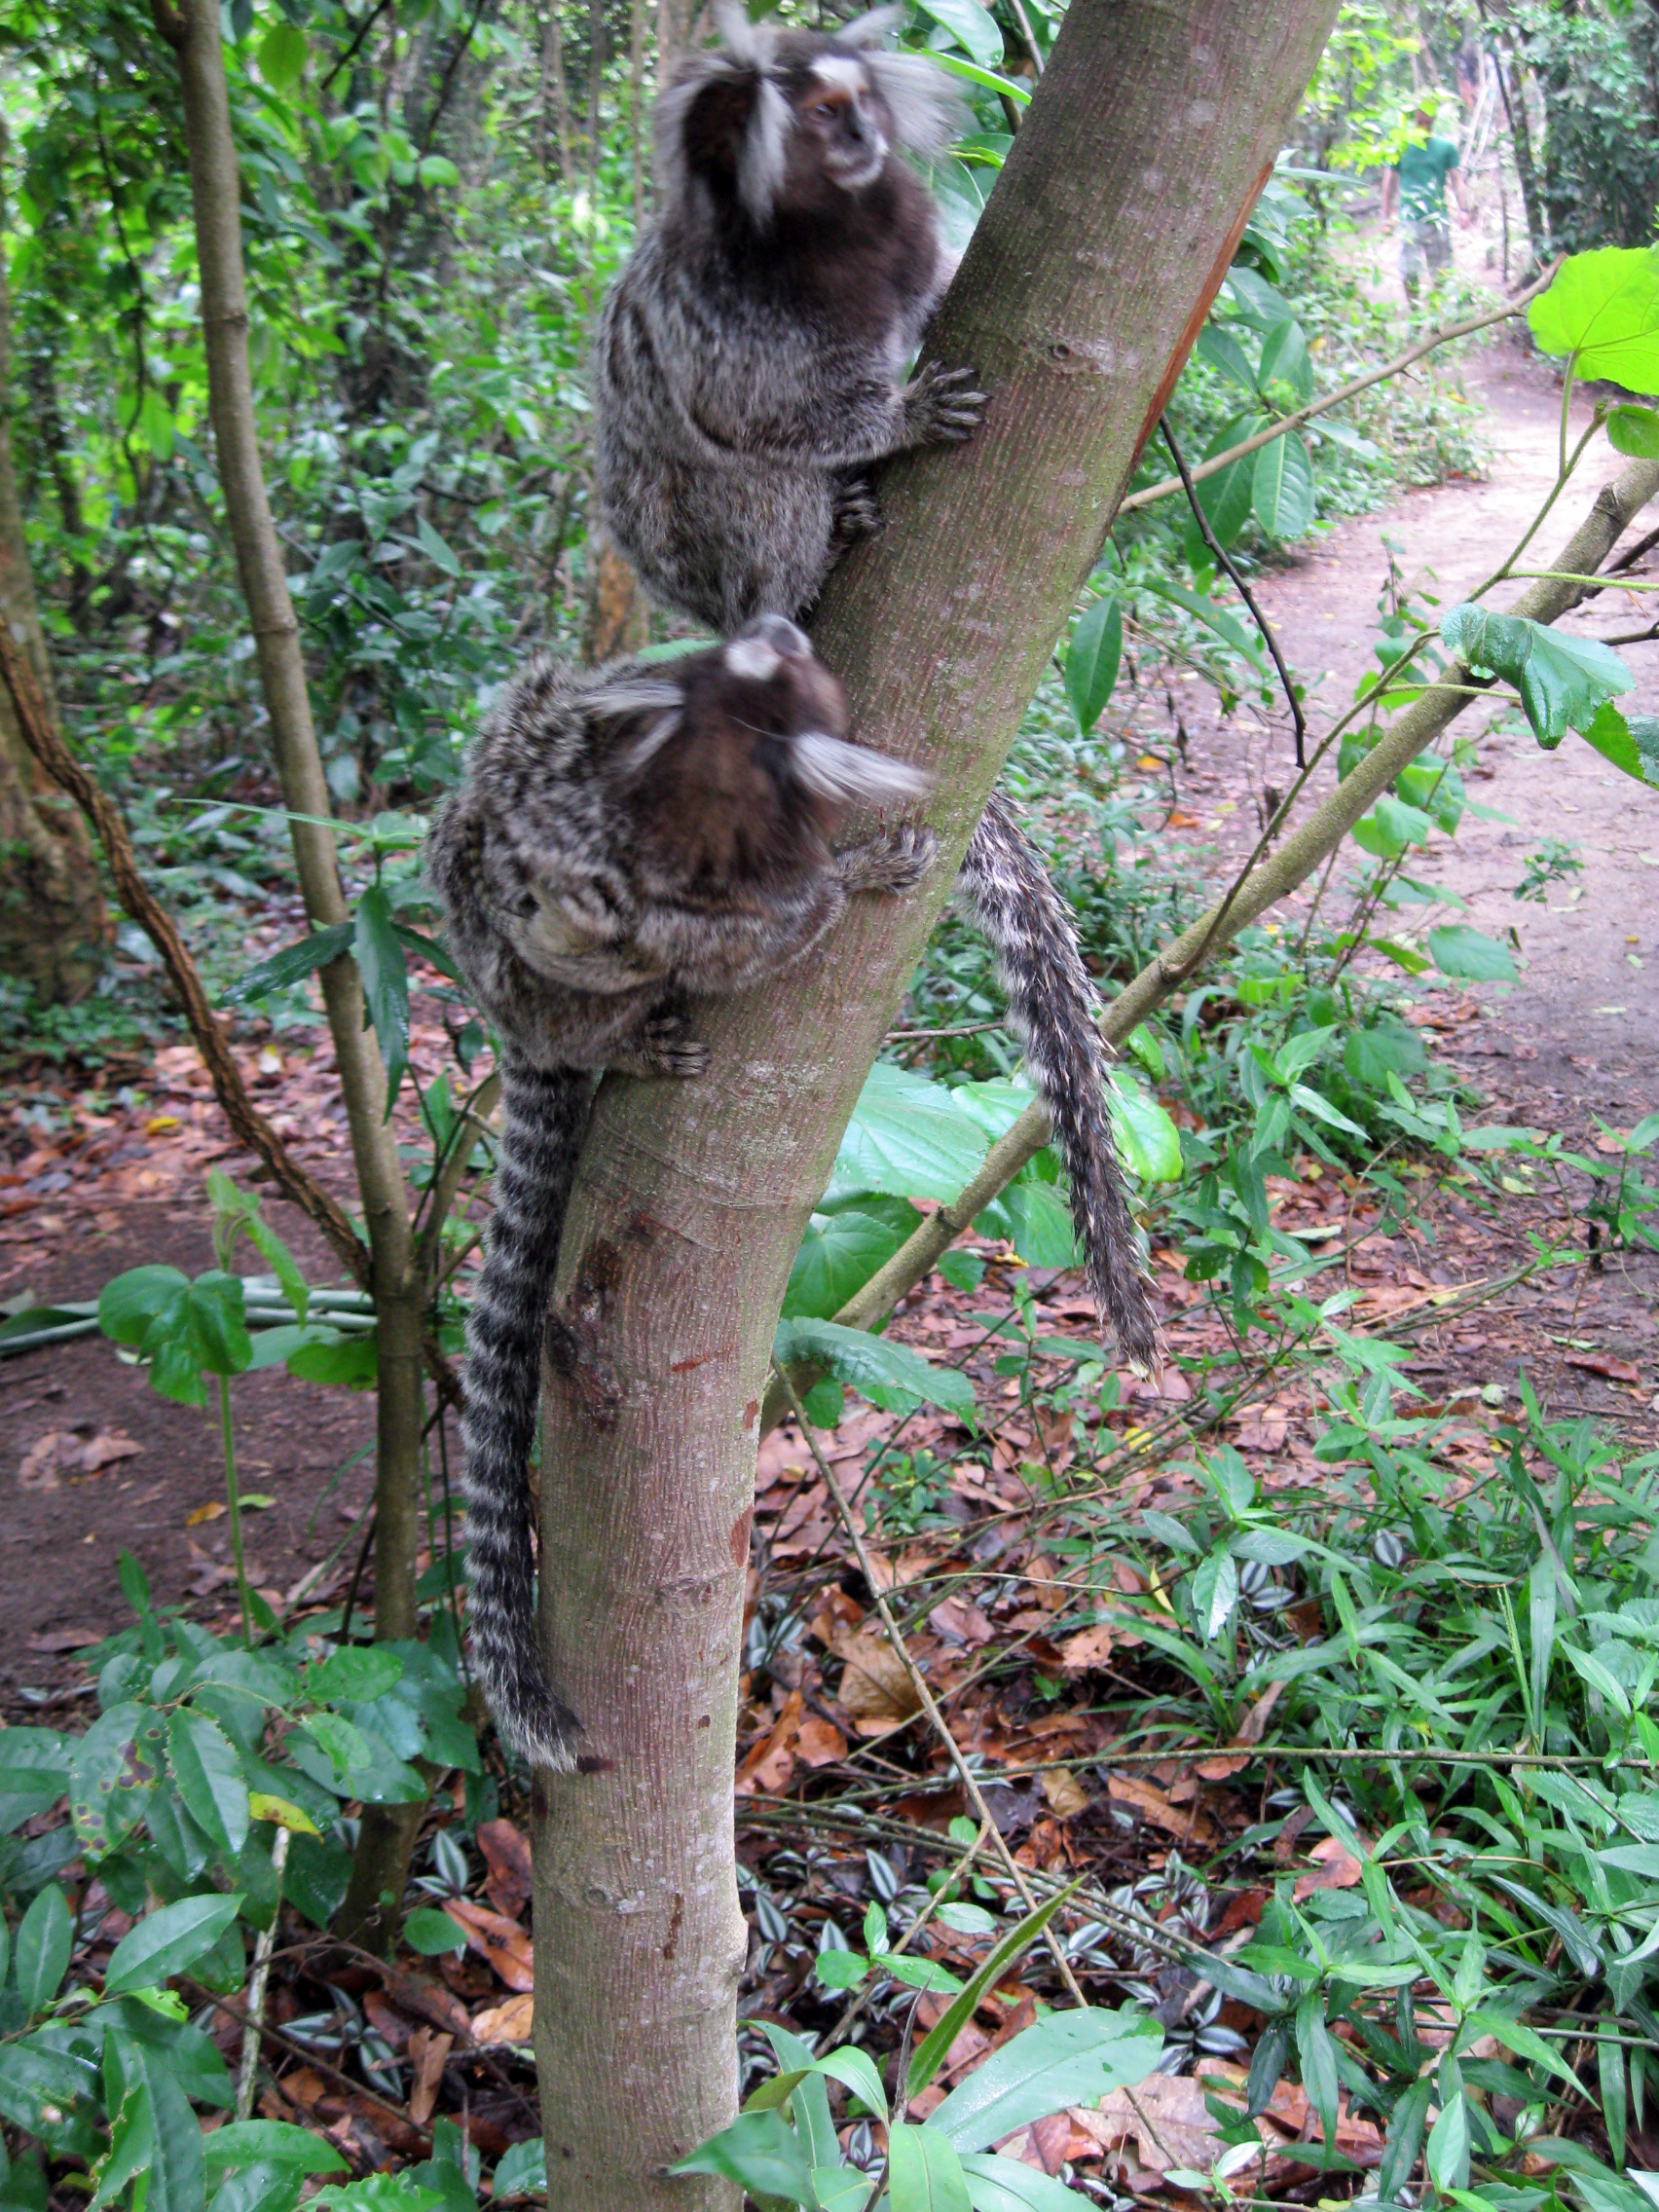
[1440,604,1632,746]
[825,1064,988,1205]
[772,1316,977,1422]
[1527,245,1659,392]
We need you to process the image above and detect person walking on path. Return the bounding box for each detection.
[1381,100,1475,299]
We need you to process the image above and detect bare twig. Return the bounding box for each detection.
[1118,265,1559,520]
[0,581,364,1283]
[778,1368,1089,2007]
[1161,412,1308,765]
[236,1825,292,2120]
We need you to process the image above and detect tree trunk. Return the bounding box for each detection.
[586,0,604,197]
[536,0,572,184]
[154,0,429,1948]
[1493,27,1548,262]
[630,0,646,227]
[527,4,1340,2206]
[0,126,107,1004]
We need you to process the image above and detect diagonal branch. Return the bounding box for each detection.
[0,570,364,1283]
[760,452,1659,1426]
[1117,263,1559,520]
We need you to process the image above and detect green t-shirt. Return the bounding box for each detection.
[1394,136,1459,222]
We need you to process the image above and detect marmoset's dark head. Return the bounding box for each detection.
[592,615,929,883]
[656,3,963,229]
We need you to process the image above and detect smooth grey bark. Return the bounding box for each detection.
[154,0,427,1946]
[528,5,1341,2207]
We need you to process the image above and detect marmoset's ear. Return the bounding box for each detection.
[784,731,932,806]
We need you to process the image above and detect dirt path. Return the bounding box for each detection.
[1164,323,1657,1109]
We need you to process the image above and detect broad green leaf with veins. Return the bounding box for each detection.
[1440,604,1632,746]
[1527,246,1659,392]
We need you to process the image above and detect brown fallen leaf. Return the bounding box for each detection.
[19,1427,143,1490]
[27,1626,102,1653]
[1195,1679,1287,1778]
[928,1597,995,1646]
[442,1899,535,1992]
[735,1689,803,1796]
[831,1628,922,1729]
[1057,1623,1116,1674]
[407,2027,453,2127]
[1566,1351,1641,1385]
[1040,1768,1089,1820]
[1106,1770,1220,1846]
[794,1715,847,1767]
[1293,1830,1364,1899]
[471,1994,535,2046]
[477,1819,533,1920]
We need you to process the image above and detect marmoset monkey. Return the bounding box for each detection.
[426,616,933,1768]
[594,2,981,636]
[592,5,1161,1373]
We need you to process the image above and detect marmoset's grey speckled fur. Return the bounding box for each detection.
[425,616,933,1768]
[591,5,1161,1378]
[593,2,982,636]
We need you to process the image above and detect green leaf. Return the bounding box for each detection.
[814,2169,876,2212]
[98,1266,192,1348]
[1440,604,1632,746]
[1192,1548,1238,1641]
[105,1893,244,1995]
[928,2007,1162,2153]
[812,2046,887,2126]
[1295,1994,1339,2148]
[1427,925,1516,982]
[166,1712,250,1860]
[1109,1078,1183,1183]
[1526,245,1659,393]
[1065,596,1123,735]
[1425,2088,1471,2194]
[1581,702,1659,789]
[670,2109,817,2204]
[911,0,1003,68]
[1252,428,1315,538]
[1606,402,1659,459]
[1380,2078,1431,2205]
[889,2121,973,2212]
[221,923,352,1008]
[783,1208,911,1321]
[416,515,461,573]
[1461,2010,1580,2092]
[827,1064,988,1205]
[417,155,461,190]
[258,18,308,92]
[14,1885,72,2015]
[354,883,411,1114]
[491,2140,547,2202]
[773,1317,977,1422]
[309,1646,403,1702]
[126,2042,207,2212]
[812,1949,869,1990]
[1134,576,1269,671]
[1194,326,1260,397]
[404,1907,469,1956]
[1599,2035,1627,2172]
[203,2124,350,2179]
[286,1330,379,1388]
[909,1887,1080,2102]
[1258,317,1313,400]
[960,2154,1090,2211]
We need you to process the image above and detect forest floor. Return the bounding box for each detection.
[0,315,1654,1704]
[2,287,1657,2192]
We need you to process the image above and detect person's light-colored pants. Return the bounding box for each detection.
[1400,216,1452,289]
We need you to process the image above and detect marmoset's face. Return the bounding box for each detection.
[790,56,891,192]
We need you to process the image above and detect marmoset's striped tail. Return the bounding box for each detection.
[460,1053,592,1769]
[957,793,1161,1373]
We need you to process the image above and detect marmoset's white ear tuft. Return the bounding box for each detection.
[788,731,932,804]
